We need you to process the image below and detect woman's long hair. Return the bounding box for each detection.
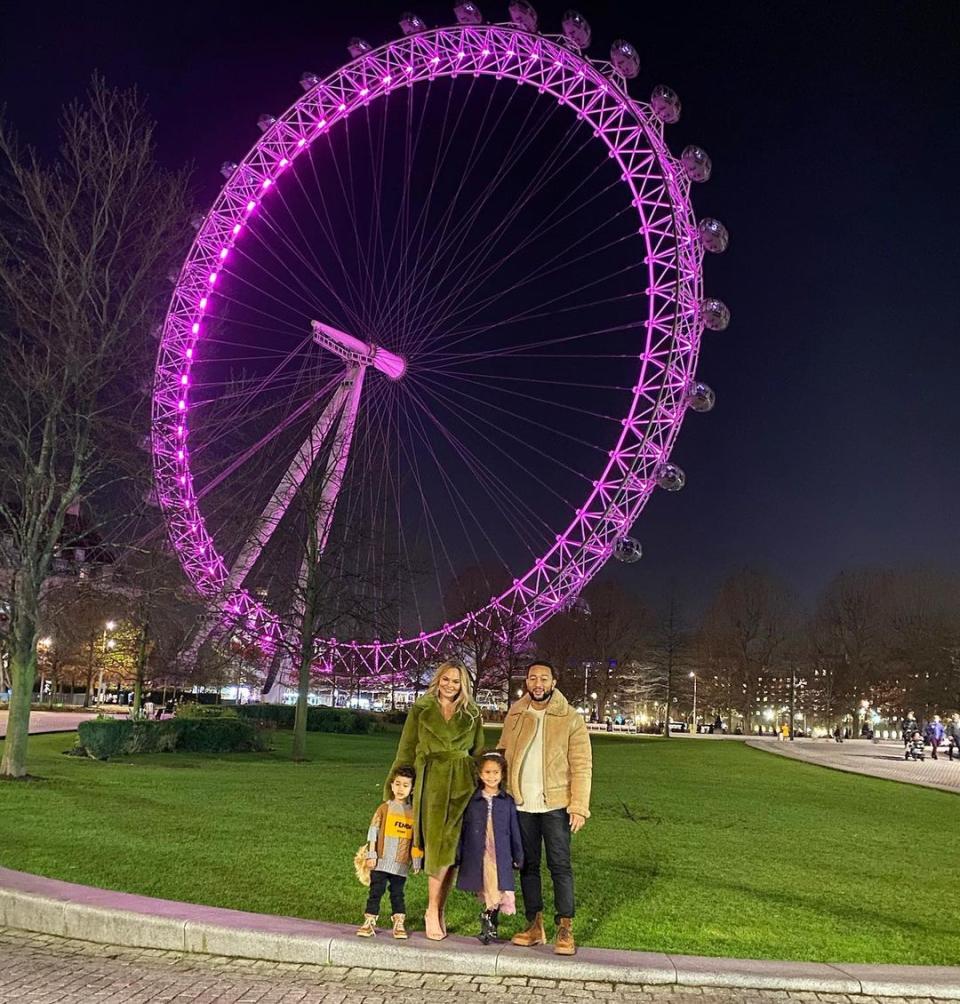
[425,660,479,719]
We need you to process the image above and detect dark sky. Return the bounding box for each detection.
[3,1,959,611]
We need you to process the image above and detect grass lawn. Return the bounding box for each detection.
[1,729,958,965]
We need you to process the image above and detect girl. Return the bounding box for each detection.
[456,750,524,944]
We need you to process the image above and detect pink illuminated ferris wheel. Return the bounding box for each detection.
[151,3,730,684]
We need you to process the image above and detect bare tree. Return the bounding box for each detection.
[0,78,191,776]
[576,581,649,721]
[700,568,795,733]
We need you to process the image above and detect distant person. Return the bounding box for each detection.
[779,722,789,742]
[832,726,843,744]
[948,714,960,761]
[925,716,945,760]
[902,712,919,747]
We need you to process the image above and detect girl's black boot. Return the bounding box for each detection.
[478,909,495,945]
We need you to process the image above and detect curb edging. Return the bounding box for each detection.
[1,867,958,998]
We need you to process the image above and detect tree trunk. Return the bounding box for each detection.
[132,622,149,717]
[292,644,311,761]
[83,635,96,708]
[0,632,37,778]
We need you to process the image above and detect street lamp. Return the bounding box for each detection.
[689,671,697,731]
[97,620,117,705]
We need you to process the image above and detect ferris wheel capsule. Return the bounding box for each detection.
[257,114,277,132]
[562,10,591,48]
[701,297,731,331]
[681,145,712,182]
[399,12,427,34]
[698,217,729,254]
[685,381,716,413]
[613,536,642,563]
[299,71,320,91]
[347,38,373,58]
[453,1,483,24]
[656,463,686,492]
[220,161,238,179]
[650,84,681,124]
[508,0,538,32]
[610,40,640,78]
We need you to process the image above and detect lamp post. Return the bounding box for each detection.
[689,671,697,731]
[96,620,116,705]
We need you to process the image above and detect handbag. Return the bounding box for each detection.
[354,844,375,886]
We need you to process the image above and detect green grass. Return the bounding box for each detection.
[1,730,958,965]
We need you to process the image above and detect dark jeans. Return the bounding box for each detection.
[517,809,575,923]
[365,870,406,916]
[950,738,960,760]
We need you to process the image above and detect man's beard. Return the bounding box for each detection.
[527,685,554,704]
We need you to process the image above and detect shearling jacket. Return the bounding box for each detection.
[500,689,592,819]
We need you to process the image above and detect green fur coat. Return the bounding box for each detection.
[385,695,485,876]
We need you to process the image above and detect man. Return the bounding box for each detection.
[948,714,960,761]
[924,715,945,760]
[501,660,592,956]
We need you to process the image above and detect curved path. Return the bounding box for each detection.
[1,867,958,1001]
[747,737,960,794]
[0,710,97,738]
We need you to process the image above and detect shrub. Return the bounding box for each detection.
[175,702,239,720]
[234,703,406,734]
[77,718,265,760]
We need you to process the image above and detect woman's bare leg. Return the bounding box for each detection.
[438,867,457,935]
[425,868,448,940]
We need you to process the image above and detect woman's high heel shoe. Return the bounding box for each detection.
[424,909,446,941]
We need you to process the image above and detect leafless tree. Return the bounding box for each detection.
[0,77,191,776]
[699,567,795,733]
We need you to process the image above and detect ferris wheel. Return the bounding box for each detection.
[151,2,730,684]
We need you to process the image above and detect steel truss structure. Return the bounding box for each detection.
[152,17,725,683]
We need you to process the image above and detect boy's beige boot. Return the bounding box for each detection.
[510,912,546,946]
[391,913,408,939]
[554,917,576,956]
[356,913,377,937]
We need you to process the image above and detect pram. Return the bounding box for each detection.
[904,731,925,761]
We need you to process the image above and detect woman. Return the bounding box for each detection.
[386,660,485,940]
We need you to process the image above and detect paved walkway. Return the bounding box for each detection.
[0,710,96,738]
[747,738,960,794]
[0,928,948,1004]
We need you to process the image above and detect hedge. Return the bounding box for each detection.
[226,703,409,733]
[77,718,265,760]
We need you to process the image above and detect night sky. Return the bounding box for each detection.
[3,1,959,611]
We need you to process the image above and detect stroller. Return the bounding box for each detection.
[904,731,925,762]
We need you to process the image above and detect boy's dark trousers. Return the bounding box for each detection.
[365,870,406,916]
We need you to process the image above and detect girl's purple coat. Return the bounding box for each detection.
[455,788,525,893]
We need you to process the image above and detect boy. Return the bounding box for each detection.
[357,765,422,938]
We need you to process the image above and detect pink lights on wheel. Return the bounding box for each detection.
[154,21,710,669]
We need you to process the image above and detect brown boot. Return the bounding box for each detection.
[511,912,546,947]
[391,913,408,939]
[554,917,576,956]
[355,913,377,938]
